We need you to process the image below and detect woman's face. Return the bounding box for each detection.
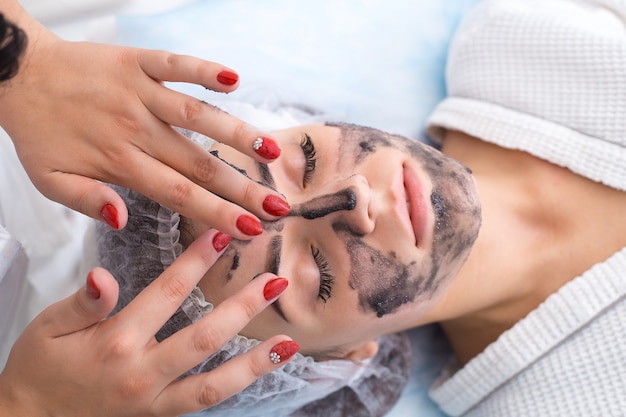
[194,123,481,357]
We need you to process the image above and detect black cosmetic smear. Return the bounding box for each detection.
[225,247,240,282]
[210,150,248,177]
[327,122,482,318]
[289,188,356,219]
[346,237,426,318]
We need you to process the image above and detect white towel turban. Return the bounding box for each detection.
[428,0,626,192]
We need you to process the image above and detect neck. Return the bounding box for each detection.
[422,131,626,364]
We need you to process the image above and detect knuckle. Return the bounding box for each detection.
[104,333,136,359]
[159,274,190,304]
[119,375,150,400]
[192,326,223,354]
[247,356,266,379]
[231,120,249,147]
[238,298,259,322]
[111,112,142,137]
[69,191,93,219]
[116,48,137,66]
[180,99,203,123]
[167,181,193,210]
[164,52,181,70]
[192,157,218,184]
[239,181,259,205]
[197,382,223,408]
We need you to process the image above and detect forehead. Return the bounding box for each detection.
[325,122,406,163]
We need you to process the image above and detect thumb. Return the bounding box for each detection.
[35,267,120,337]
[41,172,129,229]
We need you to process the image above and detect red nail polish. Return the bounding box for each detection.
[217,70,239,86]
[263,195,290,217]
[212,232,232,252]
[253,137,281,160]
[86,272,101,300]
[236,214,263,236]
[100,203,119,230]
[269,340,299,364]
[263,277,289,300]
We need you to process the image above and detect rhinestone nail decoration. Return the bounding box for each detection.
[270,351,281,364]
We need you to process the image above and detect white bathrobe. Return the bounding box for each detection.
[426,0,626,415]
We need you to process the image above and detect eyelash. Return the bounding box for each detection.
[312,247,334,304]
[300,134,317,186]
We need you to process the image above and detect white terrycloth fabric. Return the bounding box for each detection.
[427,0,626,192]
[426,0,626,415]
[429,248,626,416]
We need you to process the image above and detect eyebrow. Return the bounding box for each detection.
[266,234,290,323]
[255,161,275,188]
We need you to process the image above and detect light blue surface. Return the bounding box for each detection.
[117,0,479,141]
[116,1,480,415]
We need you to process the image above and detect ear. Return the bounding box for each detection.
[344,340,379,361]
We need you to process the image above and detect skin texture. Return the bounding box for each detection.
[189,122,482,357]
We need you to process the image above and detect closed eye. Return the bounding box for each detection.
[300,133,317,186]
[312,246,334,304]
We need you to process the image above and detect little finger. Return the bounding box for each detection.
[153,335,298,416]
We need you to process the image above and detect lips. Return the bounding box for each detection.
[403,164,429,247]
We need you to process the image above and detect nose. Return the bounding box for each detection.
[289,174,374,235]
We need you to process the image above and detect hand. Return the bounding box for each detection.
[0,230,296,417]
[0,2,290,240]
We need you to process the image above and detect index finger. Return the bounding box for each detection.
[134,50,282,162]
[118,229,227,337]
[142,83,282,162]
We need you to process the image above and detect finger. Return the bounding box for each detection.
[117,153,268,239]
[136,49,240,93]
[153,335,298,416]
[33,268,119,338]
[139,82,282,162]
[134,127,289,221]
[41,171,129,229]
[118,229,230,337]
[152,273,289,379]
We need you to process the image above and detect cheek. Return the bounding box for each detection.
[346,239,432,318]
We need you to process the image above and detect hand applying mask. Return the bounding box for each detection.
[0,0,290,240]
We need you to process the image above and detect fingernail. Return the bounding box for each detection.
[252,137,281,160]
[263,277,289,300]
[263,195,290,217]
[269,340,299,364]
[212,232,232,252]
[86,272,101,300]
[217,70,239,86]
[100,203,119,230]
[236,214,263,236]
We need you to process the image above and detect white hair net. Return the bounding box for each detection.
[96,183,412,417]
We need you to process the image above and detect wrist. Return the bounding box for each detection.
[0,1,60,127]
